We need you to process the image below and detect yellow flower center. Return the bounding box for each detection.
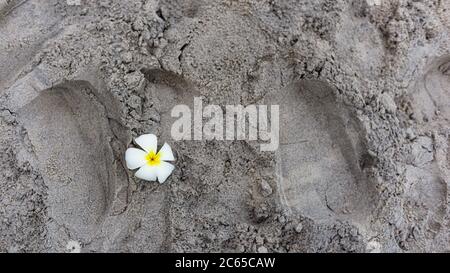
[145,150,161,166]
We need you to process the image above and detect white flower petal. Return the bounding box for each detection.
[125,148,147,170]
[135,165,158,181]
[156,161,175,183]
[158,143,175,161]
[135,134,157,153]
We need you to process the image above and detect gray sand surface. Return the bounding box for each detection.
[0,0,449,252]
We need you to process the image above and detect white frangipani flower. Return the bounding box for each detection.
[125,134,175,183]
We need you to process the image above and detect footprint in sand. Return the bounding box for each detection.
[16,81,126,246]
[267,80,377,226]
[400,56,450,250]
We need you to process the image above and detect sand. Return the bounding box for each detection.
[0,0,449,252]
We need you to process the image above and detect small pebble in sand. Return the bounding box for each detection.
[366,240,382,253]
[259,180,273,197]
[258,246,268,253]
[295,223,303,233]
[66,240,81,253]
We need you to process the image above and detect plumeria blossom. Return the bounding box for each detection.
[125,134,175,183]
